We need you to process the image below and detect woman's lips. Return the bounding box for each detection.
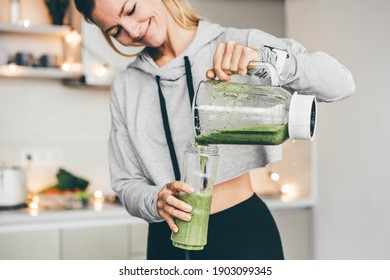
[140,18,151,41]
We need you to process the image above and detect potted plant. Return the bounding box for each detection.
[44,0,70,25]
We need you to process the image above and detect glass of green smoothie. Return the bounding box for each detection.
[171,143,219,250]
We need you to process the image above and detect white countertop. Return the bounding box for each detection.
[0,195,314,232]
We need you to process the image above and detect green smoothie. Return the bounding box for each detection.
[195,123,289,146]
[171,192,213,250]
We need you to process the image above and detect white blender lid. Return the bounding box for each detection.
[288,93,317,141]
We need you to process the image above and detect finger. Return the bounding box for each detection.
[221,40,237,74]
[206,69,216,79]
[238,47,256,76]
[157,198,164,210]
[213,43,230,81]
[166,195,192,213]
[172,181,194,194]
[160,211,178,233]
[230,43,244,74]
[165,182,174,191]
[164,204,191,221]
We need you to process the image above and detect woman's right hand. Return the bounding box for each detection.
[157,181,194,233]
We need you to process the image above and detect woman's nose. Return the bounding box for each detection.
[121,18,141,39]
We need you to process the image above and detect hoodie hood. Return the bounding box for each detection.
[129,20,225,81]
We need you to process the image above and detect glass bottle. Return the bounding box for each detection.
[193,62,317,146]
[171,143,219,251]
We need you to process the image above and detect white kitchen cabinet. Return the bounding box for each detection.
[0,202,310,260]
[272,208,311,260]
[61,224,129,260]
[0,228,60,260]
[0,205,148,260]
[128,222,148,260]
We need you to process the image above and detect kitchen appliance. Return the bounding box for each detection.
[0,166,27,210]
[193,62,317,145]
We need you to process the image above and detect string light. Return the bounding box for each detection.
[32,195,39,204]
[93,190,104,212]
[94,64,108,77]
[28,194,39,216]
[270,172,280,182]
[281,184,291,194]
[8,63,17,74]
[93,190,103,199]
[18,19,31,28]
[65,29,82,44]
[61,63,71,72]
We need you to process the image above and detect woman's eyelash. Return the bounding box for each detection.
[127,3,137,16]
[113,26,122,38]
[112,3,136,38]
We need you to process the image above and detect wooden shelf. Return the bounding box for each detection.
[0,65,81,79]
[0,22,71,36]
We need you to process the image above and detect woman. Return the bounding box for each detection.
[74,0,355,260]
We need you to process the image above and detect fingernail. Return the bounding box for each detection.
[207,72,215,79]
[186,214,192,221]
[186,205,192,212]
[174,227,178,233]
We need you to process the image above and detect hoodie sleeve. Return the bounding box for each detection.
[108,82,163,223]
[247,29,356,102]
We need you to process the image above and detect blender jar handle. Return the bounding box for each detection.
[247,61,280,86]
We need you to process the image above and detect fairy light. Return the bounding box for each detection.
[8,63,17,74]
[18,19,30,28]
[281,184,291,194]
[270,172,280,182]
[32,195,39,204]
[281,194,292,203]
[61,63,71,72]
[279,183,300,202]
[93,190,104,212]
[94,190,103,199]
[65,30,82,44]
[94,64,108,77]
[28,196,39,216]
[29,201,38,209]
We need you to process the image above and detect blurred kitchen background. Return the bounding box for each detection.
[0,0,389,260]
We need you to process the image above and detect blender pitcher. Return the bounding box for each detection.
[193,62,317,145]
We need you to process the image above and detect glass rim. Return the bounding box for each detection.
[186,142,218,156]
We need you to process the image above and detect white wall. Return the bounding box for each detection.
[0,79,111,194]
[285,0,390,259]
[191,0,284,36]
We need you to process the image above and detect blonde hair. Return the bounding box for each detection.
[103,0,202,57]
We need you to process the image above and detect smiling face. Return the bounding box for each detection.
[91,0,169,47]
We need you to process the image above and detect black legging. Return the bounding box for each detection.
[147,194,284,260]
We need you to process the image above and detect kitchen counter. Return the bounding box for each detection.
[0,194,314,232]
[0,195,314,260]
[0,201,146,232]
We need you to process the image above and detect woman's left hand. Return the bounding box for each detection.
[206,40,261,81]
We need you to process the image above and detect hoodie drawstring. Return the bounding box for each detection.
[184,56,195,105]
[156,75,181,181]
[155,56,196,182]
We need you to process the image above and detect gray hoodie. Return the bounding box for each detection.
[108,21,355,223]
